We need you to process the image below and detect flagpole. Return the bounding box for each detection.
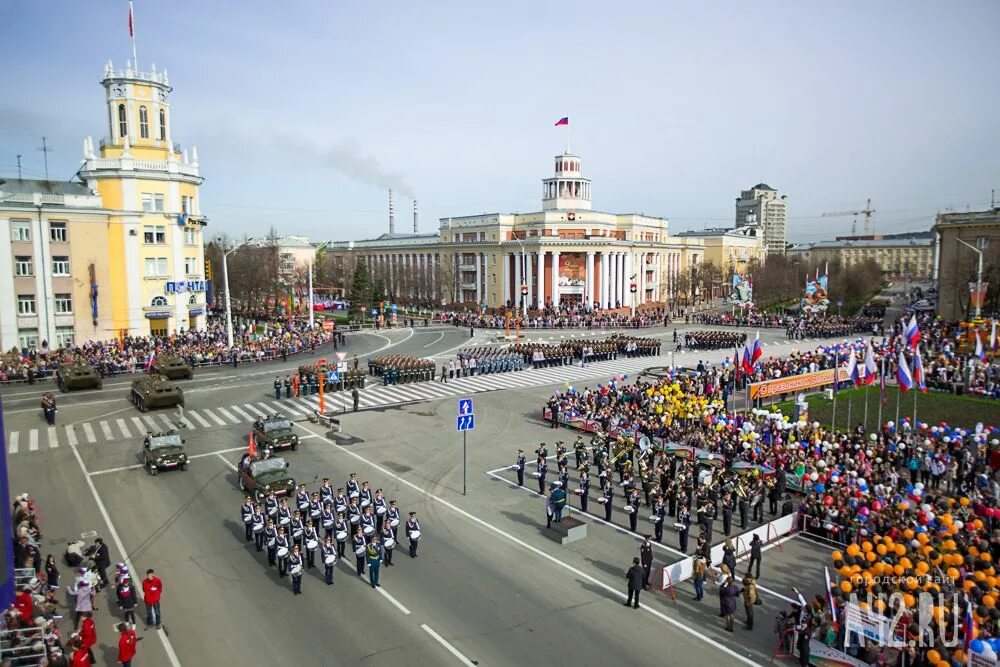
[130,0,138,70]
[894,382,901,428]
[863,384,869,432]
[831,351,838,432]
[877,357,884,428]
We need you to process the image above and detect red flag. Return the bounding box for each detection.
[248,431,257,458]
[129,2,134,38]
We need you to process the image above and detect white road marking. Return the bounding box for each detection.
[8,432,18,454]
[203,409,228,427]
[303,422,760,667]
[243,404,265,419]
[117,419,132,439]
[82,423,96,443]
[29,429,39,451]
[47,426,59,449]
[131,417,148,434]
[143,416,159,431]
[158,414,176,430]
[187,410,212,428]
[422,332,445,347]
[65,425,78,447]
[216,407,240,424]
[88,446,249,477]
[68,444,183,667]
[99,421,115,440]
[421,624,474,666]
[255,402,278,416]
[215,452,238,471]
[270,401,303,416]
[229,405,254,421]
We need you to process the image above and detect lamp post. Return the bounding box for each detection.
[309,241,330,329]
[956,238,987,320]
[218,236,254,348]
[514,237,526,313]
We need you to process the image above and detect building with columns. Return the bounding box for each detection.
[325,151,761,311]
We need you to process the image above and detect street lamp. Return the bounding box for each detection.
[513,236,526,312]
[309,241,331,329]
[956,237,987,320]
[218,235,255,348]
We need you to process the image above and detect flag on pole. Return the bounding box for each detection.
[903,315,921,350]
[146,350,157,374]
[733,346,742,383]
[741,346,752,375]
[880,357,888,405]
[862,341,878,385]
[914,350,927,393]
[833,350,841,392]
[964,595,975,651]
[845,349,859,387]
[824,567,838,620]
[896,348,913,393]
[975,331,988,363]
[750,331,762,366]
[554,117,569,126]
[991,320,998,351]
[129,1,134,38]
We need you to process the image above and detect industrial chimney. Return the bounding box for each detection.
[413,199,418,234]
[388,189,395,235]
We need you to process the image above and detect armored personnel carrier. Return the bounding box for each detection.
[130,375,185,412]
[149,354,194,380]
[55,360,103,392]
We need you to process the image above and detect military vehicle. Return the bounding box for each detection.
[252,416,299,452]
[149,354,194,380]
[142,431,188,475]
[130,375,184,412]
[238,456,295,502]
[55,360,103,392]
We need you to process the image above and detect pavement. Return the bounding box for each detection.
[4,321,849,666]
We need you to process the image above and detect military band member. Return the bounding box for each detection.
[381,524,395,567]
[738,486,749,530]
[406,512,421,558]
[652,495,666,543]
[321,502,336,540]
[295,485,310,514]
[360,481,374,509]
[627,488,641,532]
[677,505,691,552]
[352,528,367,576]
[515,449,526,487]
[264,518,278,566]
[558,466,570,494]
[290,510,305,550]
[573,436,586,469]
[304,521,320,569]
[277,498,292,528]
[535,443,549,459]
[360,507,377,539]
[602,480,614,522]
[578,470,591,513]
[275,527,291,577]
[374,491,388,532]
[288,545,304,595]
[334,488,348,514]
[346,473,361,500]
[241,497,254,542]
[386,501,401,541]
[284,375,292,399]
[251,504,265,552]
[335,514,349,558]
[367,536,383,588]
[309,491,323,525]
[640,536,654,589]
[721,493,733,536]
[320,478,335,505]
[321,536,337,585]
[347,498,361,528]
[537,458,548,495]
[264,491,279,520]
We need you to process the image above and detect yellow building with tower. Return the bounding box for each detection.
[79,60,208,337]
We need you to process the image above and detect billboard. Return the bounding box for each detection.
[749,367,850,400]
[558,253,585,287]
[802,268,830,314]
[731,274,753,306]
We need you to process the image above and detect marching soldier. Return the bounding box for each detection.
[264,490,279,521]
[346,473,361,501]
[360,507,377,539]
[557,465,570,495]
[386,501,401,542]
[347,498,361,529]
[578,469,591,513]
[738,485,749,530]
[309,491,323,527]
[381,523,395,567]
[333,488,348,514]
[359,481,374,510]
[352,387,360,412]
[288,545,304,595]
[602,480,614,522]
[321,536,337,585]
[373,491,388,532]
[321,502,336,540]
[303,520,320,569]
[406,512,421,558]
[627,488,641,533]
[290,510,305,550]
[264,518,278,566]
[352,528,367,576]
[640,535,654,589]
[722,493,733,537]
[273,376,282,400]
[335,513,349,558]
[284,375,292,399]
[319,478,335,505]
[515,449,526,487]
[251,504,265,552]
[275,526,291,577]
[366,535,383,588]
[241,496,254,542]
[677,504,691,552]
[295,484,310,514]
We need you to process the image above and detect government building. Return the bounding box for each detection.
[0,59,208,350]
[325,152,763,310]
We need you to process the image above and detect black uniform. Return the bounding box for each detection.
[640,541,654,589]
[579,474,590,513]
[515,453,526,487]
[603,484,614,522]
[677,508,691,552]
[406,518,421,558]
[625,561,643,608]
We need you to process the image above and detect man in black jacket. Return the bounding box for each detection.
[624,557,643,609]
[640,536,654,589]
[91,537,111,588]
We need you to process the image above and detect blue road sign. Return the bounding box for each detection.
[458,398,473,415]
[456,414,476,431]
[391,303,398,313]
[371,308,378,316]
[328,371,340,383]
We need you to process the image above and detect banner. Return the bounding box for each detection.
[809,639,872,667]
[844,602,890,646]
[749,367,850,400]
[558,253,585,288]
[802,270,830,314]
[970,282,990,313]
[731,274,753,306]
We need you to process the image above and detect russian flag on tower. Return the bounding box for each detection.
[554,117,569,126]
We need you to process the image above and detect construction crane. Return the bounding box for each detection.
[821,198,875,236]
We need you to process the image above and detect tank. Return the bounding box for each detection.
[55,360,103,392]
[130,375,185,412]
[149,354,193,380]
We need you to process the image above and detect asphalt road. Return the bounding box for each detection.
[5,322,848,666]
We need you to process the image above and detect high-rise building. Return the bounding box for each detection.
[932,207,1000,320]
[735,183,788,256]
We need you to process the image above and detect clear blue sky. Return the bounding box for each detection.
[1,1,997,241]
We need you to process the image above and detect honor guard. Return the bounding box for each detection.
[240,497,254,542]
[652,495,666,542]
[304,521,320,569]
[352,528,367,576]
[386,501,401,541]
[373,491,388,531]
[677,505,691,552]
[515,450,526,487]
[578,470,591,513]
[284,375,292,399]
[264,518,278,565]
[535,443,549,459]
[288,545,304,595]
[275,527,291,577]
[290,511,305,550]
[380,524,395,567]
[627,488,641,532]
[335,514,349,558]
[321,536,337,585]
[321,502,336,540]
[602,480,614,522]
[251,504,265,552]
[366,536,383,588]
[273,376,282,400]
[536,458,548,495]
[319,478,335,505]
[406,512,421,558]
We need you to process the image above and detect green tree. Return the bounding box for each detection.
[372,278,387,305]
[348,262,372,317]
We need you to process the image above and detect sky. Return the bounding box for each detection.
[0,1,998,243]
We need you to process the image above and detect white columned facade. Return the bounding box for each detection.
[535,251,544,308]
[474,252,483,304]
[623,253,633,311]
[513,251,522,309]
[639,252,647,304]
[524,249,533,308]
[585,251,595,308]
[550,250,560,308]
[502,252,510,306]
[599,251,609,309]
[613,252,621,307]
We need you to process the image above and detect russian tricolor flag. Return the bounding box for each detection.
[845,349,859,387]
[741,346,752,375]
[903,315,921,350]
[964,596,975,651]
[554,117,569,126]
[896,348,913,393]
[750,331,763,366]
[862,341,878,385]
[146,351,157,374]
[913,350,927,393]
[975,331,988,363]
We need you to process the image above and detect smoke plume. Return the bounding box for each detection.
[284,135,415,199]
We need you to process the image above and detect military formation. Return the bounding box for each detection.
[683,330,748,350]
[513,335,660,369]
[367,355,435,385]
[444,347,524,379]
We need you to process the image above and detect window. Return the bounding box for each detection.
[145,258,169,277]
[50,221,67,242]
[184,257,199,275]
[17,295,36,315]
[159,109,167,140]
[184,228,197,245]
[141,194,165,213]
[118,104,127,138]
[11,221,31,242]
[55,327,74,348]
[51,256,70,276]
[143,225,166,244]
[18,330,38,349]
[14,256,33,277]
[139,106,149,139]
[54,293,73,313]
[181,195,193,213]
[151,296,168,307]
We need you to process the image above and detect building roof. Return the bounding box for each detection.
[790,237,934,251]
[0,178,93,196]
[372,232,439,241]
[751,183,776,191]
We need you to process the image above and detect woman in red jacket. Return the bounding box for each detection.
[70,638,91,667]
[79,615,97,663]
[118,622,138,666]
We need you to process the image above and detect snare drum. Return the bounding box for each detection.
[673,522,686,530]
[409,530,422,540]
[363,526,374,536]
[335,531,348,541]
[390,518,400,527]
[361,499,371,509]
[336,504,347,514]
[354,546,365,556]
[322,520,334,529]
[253,524,264,532]
[267,538,276,548]
[324,554,337,566]
[290,565,303,576]
[648,515,658,523]
[532,472,542,478]
[384,538,396,549]
[376,507,387,515]
[349,491,359,499]
[573,488,583,495]
[279,517,290,525]
[597,497,607,504]
[306,539,319,551]
[277,546,289,558]
[624,505,635,513]
[349,515,360,524]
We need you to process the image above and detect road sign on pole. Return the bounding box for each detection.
[336,352,347,362]
[456,415,475,431]
[457,398,475,496]
[458,398,473,416]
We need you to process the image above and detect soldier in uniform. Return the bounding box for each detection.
[627,488,641,532]
[288,544,304,595]
[578,470,591,513]
[273,376,282,400]
[284,375,292,399]
[406,512,421,558]
[275,526,291,577]
[321,536,337,585]
[536,457,548,495]
[602,479,614,522]
[251,503,265,552]
[738,484,749,530]
[303,520,320,569]
[290,510,305,551]
[319,478,335,505]
[677,505,691,552]
[240,496,254,542]
[380,523,395,567]
[264,518,278,566]
[722,493,733,536]
[651,494,666,543]
[352,387,360,412]
[352,527,367,576]
[334,513,349,558]
[640,535,654,589]
[366,535,383,588]
[386,501,401,542]
[515,449,526,487]
[321,502,336,540]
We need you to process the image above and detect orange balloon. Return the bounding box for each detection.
[903,593,916,608]
[928,650,941,663]
[877,544,888,556]
[985,595,996,608]
[974,519,985,531]
[983,553,993,563]
[961,497,970,506]
[896,544,907,556]
[970,546,980,557]
[840,580,852,593]
[847,544,861,557]
[866,551,877,563]
[947,567,960,581]
[917,533,929,545]
[862,541,874,553]
[832,550,843,561]
[904,528,915,540]
[894,564,905,577]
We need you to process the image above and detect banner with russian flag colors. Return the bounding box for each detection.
[903,315,920,350]
[896,348,913,393]
[975,331,988,363]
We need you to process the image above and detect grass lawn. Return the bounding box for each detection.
[772,386,1000,432]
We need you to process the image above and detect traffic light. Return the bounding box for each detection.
[204,260,212,280]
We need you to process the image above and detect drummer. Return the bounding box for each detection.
[334,513,349,557]
[321,535,337,585]
[352,527,368,576]
[406,512,421,558]
[380,522,395,567]
[359,481,373,509]
[373,489,388,531]
[346,473,360,500]
[360,507,376,538]
[386,501,401,541]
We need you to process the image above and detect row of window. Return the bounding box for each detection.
[144,257,200,277]
[17,327,74,350]
[12,220,198,246]
[119,104,167,141]
[144,225,200,245]
[11,221,67,243]
[15,256,69,277]
[17,294,73,316]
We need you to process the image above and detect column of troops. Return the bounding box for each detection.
[512,335,660,369]
[450,347,525,376]
[368,356,436,385]
[683,331,748,350]
[298,362,366,393]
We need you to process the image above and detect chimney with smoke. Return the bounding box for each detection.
[413,199,418,234]
[388,189,395,235]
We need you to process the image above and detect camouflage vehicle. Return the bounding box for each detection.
[149,354,194,380]
[238,456,295,502]
[142,431,188,475]
[55,360,103,392]
[130,375,185,412]
[252,416,299,452]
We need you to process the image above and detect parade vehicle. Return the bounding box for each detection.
[237,455,295,502]
[55,360,103,392]
[129,375,185,412]
[142,431,188,475]
[252,416,299,452]
[148,353,194,380]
